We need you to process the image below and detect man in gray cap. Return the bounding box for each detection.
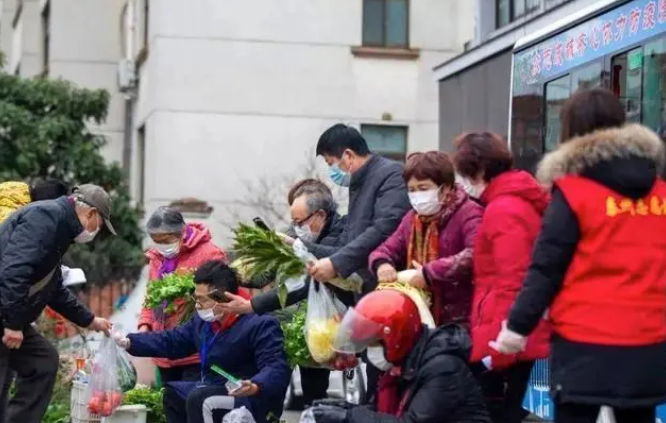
[0,183,114,423]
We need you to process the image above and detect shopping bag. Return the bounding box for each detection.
[305,281,348,364]
[300,408,316,423]
[597,407,616,423]
[222,406,256,423]
[117,347,138,392]
[292,240,363,293]
[87,337,127,417]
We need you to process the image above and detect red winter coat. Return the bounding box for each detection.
[470,170,551,369]
[369,186,483,327]
[139,222,227,368]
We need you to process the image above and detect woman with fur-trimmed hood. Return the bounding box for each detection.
[490,88,666,423]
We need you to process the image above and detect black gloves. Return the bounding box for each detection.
[310,405,349,423]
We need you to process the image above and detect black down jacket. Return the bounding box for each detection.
[347,324,491,423]
[250,212,355,313]
[0,197,94,330]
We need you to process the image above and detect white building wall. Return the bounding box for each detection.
[136,0,473,246]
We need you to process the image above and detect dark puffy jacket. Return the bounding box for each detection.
[304,155,411,294]
[348,325,491,423]
[0,197,94,330]
[251,213,354,313]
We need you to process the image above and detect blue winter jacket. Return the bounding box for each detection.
[127,313,291,422]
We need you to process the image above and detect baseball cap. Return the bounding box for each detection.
[71,184,117,235]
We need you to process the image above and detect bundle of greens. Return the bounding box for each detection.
[143,271,196,323]
[280,304,313,367]
[232,224,305,306]
[123,386,166,423]
[232,224,362,306]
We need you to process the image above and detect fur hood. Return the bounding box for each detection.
[536,124,665,188]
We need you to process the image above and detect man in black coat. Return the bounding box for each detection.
[223,180,350,406]
[0,184,113,423]
[308,124,410,294]
[307,124,411,402]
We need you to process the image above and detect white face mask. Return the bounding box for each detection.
[294,224,316,243]
[74,215,100,244]
[155,242,180,258]
[408,189,442,216]
[366,345,392,371]
[197,308,217,322]
[457,175,486,199]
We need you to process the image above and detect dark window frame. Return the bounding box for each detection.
[41,0,50,74]
[496,0,541,29]
[136,125,146,205]
[362,0,409,49]
[360,124,409,163]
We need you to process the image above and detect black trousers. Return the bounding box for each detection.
[555,403,655,423]
[159,364,201,384]
[164,384,238,423]
[0,370,14,422]
[475,361,534,423]
[300,367,330,406]
[0,325,59,423]
[364,361,382,405]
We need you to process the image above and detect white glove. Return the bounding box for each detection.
[113,332,130,350]
[488,321,527,355]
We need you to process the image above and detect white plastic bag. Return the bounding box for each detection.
[597,407,616,423]
[222,407,256,423]
[292,240,363,293]
[305,281,347,363]
[300,408,316,423]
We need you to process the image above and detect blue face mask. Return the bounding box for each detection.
[329,163,351,187]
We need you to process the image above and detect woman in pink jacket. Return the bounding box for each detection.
[369,151,483,327]
[138,206,227,383]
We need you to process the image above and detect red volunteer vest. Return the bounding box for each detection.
[552,175,666,346]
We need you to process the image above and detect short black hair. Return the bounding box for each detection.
[315,124,370,158]
[30,179,69,201]
[194,260,239,301]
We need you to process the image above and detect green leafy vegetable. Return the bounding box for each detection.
[232,224,305,307]
[281,304,314,367]
[144,271,196,321]
[123,386,166,423]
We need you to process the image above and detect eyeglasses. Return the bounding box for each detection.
[293,211,321,227]
[193,289,219,307]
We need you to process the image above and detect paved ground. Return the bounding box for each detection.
[281,410,546,423]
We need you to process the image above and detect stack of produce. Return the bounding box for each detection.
[143,271,196,324]
[377,271,435,328]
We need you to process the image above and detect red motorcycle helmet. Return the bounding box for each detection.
[334,289,422,364]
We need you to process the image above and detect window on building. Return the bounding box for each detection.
[41,0,50,74]
[361,124,408,162]
[571,61,602,92]
[612,47,643,123]
[544,74,570,153]
[642,37,666,133]
[362,0,408,48]
[136,125,146,205]
[496,0,540,29]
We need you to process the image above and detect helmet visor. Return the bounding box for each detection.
[333,307,384,354]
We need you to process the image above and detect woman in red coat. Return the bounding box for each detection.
[453,132,550,423]
[138,206,228,384]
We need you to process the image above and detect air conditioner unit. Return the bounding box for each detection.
[117,59,137,93]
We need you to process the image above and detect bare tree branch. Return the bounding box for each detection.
[218,149,346,231]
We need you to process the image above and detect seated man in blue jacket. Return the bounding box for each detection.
[114,260,291,423]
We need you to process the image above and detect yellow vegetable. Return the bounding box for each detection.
[376,281,436,329]
[306,318,340,363]
[0,182,31,225]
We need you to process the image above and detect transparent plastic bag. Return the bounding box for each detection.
[300,408,316,423]
[305,281,347,364]
[87,337,125,417]
[292,240,363,293]
[222,406,256,423]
